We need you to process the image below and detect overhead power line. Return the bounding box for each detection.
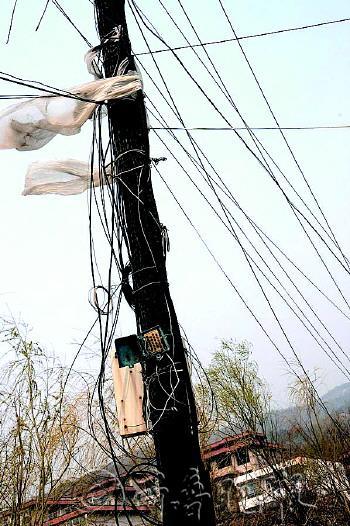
[150,125,350,131]
[130,0,350,280]
[130,0,350,392]
[6,0,19,44]
[215,0,350,278]
[135,16,350,56]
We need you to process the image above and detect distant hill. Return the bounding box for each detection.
[321,382,350,412]
[271,382,350,434]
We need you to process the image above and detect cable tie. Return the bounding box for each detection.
[151,157,167,165]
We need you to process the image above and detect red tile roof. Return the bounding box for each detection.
[202,432,281,460]
[44,505,149,526]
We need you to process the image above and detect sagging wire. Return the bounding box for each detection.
[6,0,19,44]
[148,112,350,377]
[147,103,350,450]
[146,100,350,324]
[86,100,167,526]
[152,162,349,436]
[136,56,350,327]
[129,0,350,298]
[215,0,350,272]
[130,1,346,372]
[146,87,350,381]
[172,0,347,268]
[134,16,350,56]
[148,0,350,303]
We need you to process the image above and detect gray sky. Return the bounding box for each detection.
[0,0,349,406]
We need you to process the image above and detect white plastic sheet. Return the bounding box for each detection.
[0,74,141,151]
[23,159,104,196]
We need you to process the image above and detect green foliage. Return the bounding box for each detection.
[204,339,271,435]
[0,319,101,526]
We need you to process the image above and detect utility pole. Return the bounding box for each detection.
[93,1,216,525]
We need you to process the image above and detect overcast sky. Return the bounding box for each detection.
[0,0,349,406]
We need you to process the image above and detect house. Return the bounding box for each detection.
[203,433,350,523]
[0,463,157,526]
[44,475,153,525]
[7,431,348,525]
[42,432,280,524]
[202,431,283,523]
[203,431,283,480]
[235,456,350,514]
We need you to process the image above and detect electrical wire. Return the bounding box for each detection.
[0,70,106,103]
[151,0,350,282]
[149,129,350,380]
[134,41,350,383]
[215,0,350,272]
[151,125,350,131]
[127,3,350,424]
[146,101,350,324]
[48,0,92,47]
[35,0,51,32]
[134,16,350,56]
[130,0,350,314]
[6,0,19,44]
[142,0,350,277]
[154,163,349,435]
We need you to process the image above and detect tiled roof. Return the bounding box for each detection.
[44,505,149,526]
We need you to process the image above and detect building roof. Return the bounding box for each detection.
[202,431,280,460]
[45,505,149,526]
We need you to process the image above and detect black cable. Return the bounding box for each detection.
[150,129,350,379]
[143,62,350,344]
[142,46,350,377]
[155,165,349,435]
[0,70,106,103]
[146,101,350,323]
[144,78,350,381]
[134,16,350,56]
[149,0,350,274]
[130,0,350,311]
[216,0,350,272]
[151,125,350,131]
[6,0,19,44]
[35,0,51,31]
[51,0,92,47]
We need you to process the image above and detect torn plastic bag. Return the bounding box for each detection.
[23,159,107,196]
[0,74,141,151]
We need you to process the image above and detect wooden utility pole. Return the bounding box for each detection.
[93,1,216,525]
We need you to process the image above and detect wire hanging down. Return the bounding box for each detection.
[128,0,350,414]
[3,1,350,523]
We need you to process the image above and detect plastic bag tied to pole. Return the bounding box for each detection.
[22,160,107,196]
[0,74,141,152]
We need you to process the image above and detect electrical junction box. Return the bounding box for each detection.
[143,326,169,355]
[115,335,141,368]
[112,335,147,438]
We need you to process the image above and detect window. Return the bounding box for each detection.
[240,480,264,499]
[266,477,280,492]
[245,482,257,498]
[235,447,250,466]
[216,453,232,469]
